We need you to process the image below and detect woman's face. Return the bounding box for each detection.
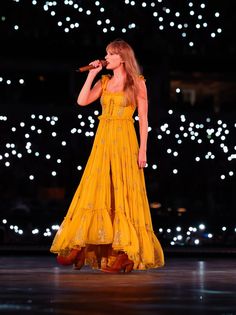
[105,49,124,70]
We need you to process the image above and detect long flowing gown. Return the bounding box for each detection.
[50,75,164,270]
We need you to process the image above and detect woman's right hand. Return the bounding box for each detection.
[88,60,103,76]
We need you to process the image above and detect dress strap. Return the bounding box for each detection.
[101,75,111,91]
[139,74,146,81]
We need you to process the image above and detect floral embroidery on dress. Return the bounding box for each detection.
[98,228,106,242]
[117,106,125,117]
[113,230,121,245]
[87,203,93,209]
[75,227,84,244]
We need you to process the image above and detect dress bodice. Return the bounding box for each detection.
[99,75,136,120]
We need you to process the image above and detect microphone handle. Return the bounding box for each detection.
[77,65,94,72]
[76,60,107,72]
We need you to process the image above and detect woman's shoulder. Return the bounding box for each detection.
[137,75,146,90]
[137,74,147,98]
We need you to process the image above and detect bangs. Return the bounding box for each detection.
[106,42,122,55]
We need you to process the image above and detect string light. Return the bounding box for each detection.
[5,0,222,46]
[6,110,233,180]
[2,218,235,247]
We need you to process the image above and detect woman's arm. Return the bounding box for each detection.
[137,78,148,168]
[77,60,103,106]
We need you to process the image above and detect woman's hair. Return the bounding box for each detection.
[106,39,142,106]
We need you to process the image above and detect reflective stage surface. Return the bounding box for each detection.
[0,256,235,315]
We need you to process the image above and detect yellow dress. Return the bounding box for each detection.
[50,75,164,270]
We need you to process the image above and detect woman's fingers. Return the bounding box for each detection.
[89,60,103,68]
[138,150,147,168]
[88,60,103,74]
[138,159,147,168]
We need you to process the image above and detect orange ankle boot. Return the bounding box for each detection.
[57,249,79,266]
[102,253,134,273]
[73,248,85,270]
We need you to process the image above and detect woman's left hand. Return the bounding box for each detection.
[138,149,147,169]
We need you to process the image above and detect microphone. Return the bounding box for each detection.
[76,60,107,72]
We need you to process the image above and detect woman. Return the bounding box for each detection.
[50,39,164,273]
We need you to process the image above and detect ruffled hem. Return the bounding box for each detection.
[50,208,164,270]
[50,207,113,251]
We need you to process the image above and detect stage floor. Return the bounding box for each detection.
[0,256,235,315]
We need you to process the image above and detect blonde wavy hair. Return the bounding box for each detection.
[106,39,142,106]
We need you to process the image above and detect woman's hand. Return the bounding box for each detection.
[138,149,147,169]
[88,60,103,76]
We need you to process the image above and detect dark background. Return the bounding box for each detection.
[0,0,236,248]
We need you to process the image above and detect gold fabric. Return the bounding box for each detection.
[50,75,164,270]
